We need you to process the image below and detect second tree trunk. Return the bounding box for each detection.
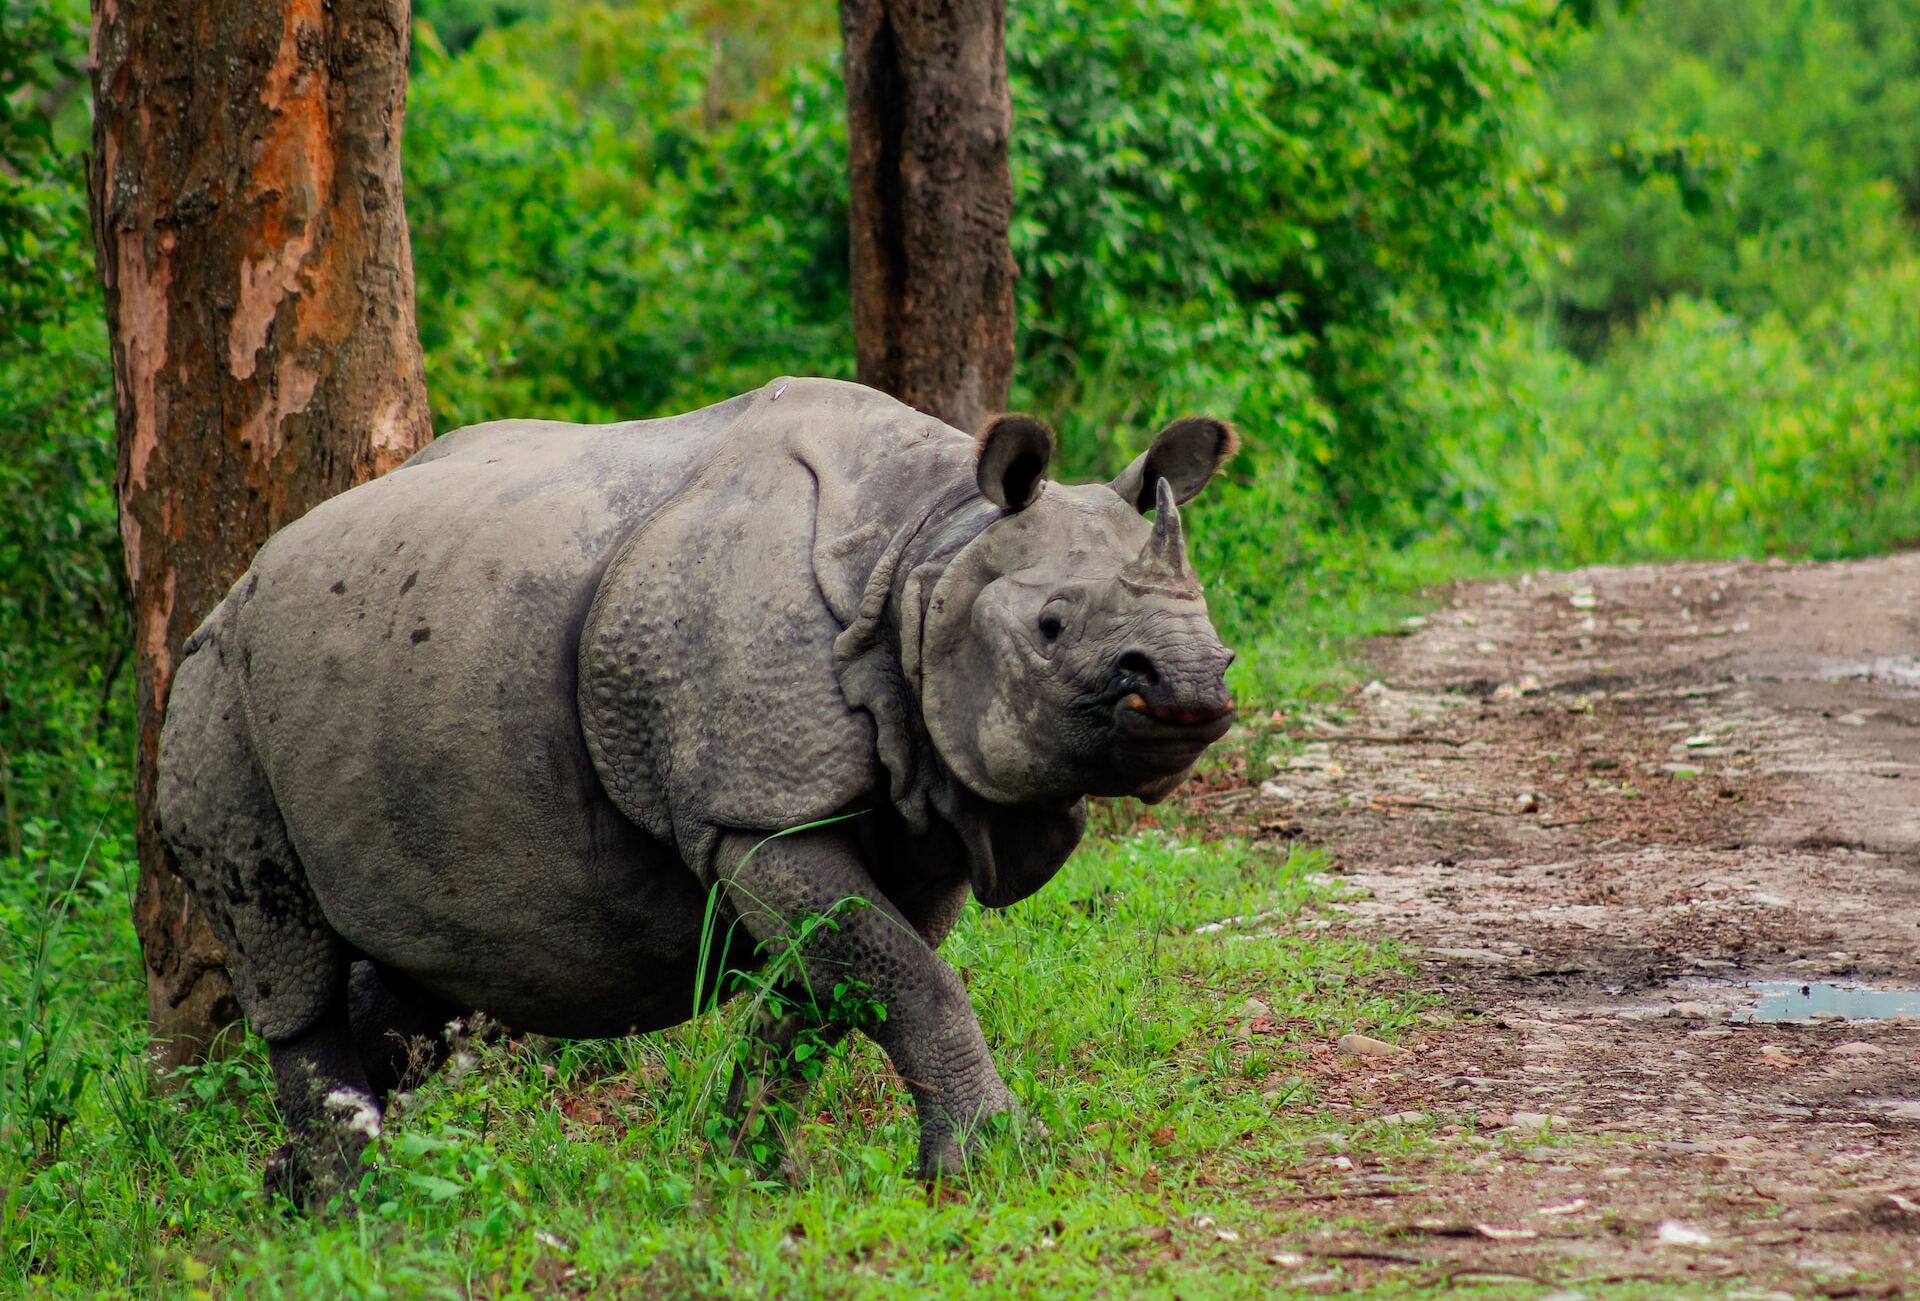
[840,0,1016,435]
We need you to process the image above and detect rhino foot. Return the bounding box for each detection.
[914,1082,1024,1182]
[263,1123,373,1216]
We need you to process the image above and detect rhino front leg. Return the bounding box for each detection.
[717,829,1012,1180]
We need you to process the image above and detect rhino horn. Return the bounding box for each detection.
[1120,478,1199,594]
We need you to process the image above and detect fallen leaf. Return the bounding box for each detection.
[1337,1032,1404,1057]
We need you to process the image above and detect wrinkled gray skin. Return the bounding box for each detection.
[156,378,1236,1207]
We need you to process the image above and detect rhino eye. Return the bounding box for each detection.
[1038,613,1063,642]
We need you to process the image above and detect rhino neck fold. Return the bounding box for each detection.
[830,489,994,835]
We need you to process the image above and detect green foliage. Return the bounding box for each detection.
[1428,0,1920,567]
[413,0,551,56]
[0,0,125,863]
[1526,0,1920,348]
[1009,0,1549,510]
[405,2,851,430]
[1440,256,1920,562]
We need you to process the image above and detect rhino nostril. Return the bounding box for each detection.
[1115,650,1158,686]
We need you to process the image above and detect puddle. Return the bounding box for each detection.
[1736,981,1920,1023]
[1811,657,1920,690]
[1858,1097,1920,1120]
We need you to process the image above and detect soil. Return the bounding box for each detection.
[1191,553,1920,1296]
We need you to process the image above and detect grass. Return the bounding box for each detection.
[6,828,1444,1298]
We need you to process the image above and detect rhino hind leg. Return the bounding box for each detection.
[158,617,346,1046]
[263,992,382,1213]
[158,627,373,1209]
[348,960,460,1104]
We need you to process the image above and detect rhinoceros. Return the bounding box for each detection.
[156,377,1237,1205]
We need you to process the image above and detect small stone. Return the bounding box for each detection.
[1883,1102,1920,1120]
[1667,1001,1716,1019]
[1569,591,1597,610]
[1403,615,1427,629]
[1505,1111,1567,1133]
[1337,1032,1405,1057]
[1258,780,1297,800]
[1475,1223,1536,1240]
[1683,734,1715,748]
[1829,1041,1884,1057]
[1475,640,1497,654]
[1379,1111,1426,1125]
[1513,791,1540,814]
[1654,1220,1710,1246]
[1266,1251,1306,1267]
[1243,997,1273,1018]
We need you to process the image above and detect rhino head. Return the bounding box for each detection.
[918,413,1238,814]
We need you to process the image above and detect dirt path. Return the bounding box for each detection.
[1215,554,1920,1294]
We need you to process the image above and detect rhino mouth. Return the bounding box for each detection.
[1125,693,1232,727]
[1114,692,1235,749]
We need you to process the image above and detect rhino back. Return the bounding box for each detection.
[225,393,756,1031]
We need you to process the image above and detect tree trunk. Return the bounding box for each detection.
[89,0,433,1069]
[840,0,1016,434]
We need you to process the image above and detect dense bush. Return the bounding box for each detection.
[1526,0,1920,349]
[0,0,125,860]
[408,0,1548,499]
[1439,255,1920,563]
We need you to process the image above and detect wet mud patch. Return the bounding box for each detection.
[1176,552,1920,1294]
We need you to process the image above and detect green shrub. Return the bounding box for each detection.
[1528,0,1920,349]
[1438,254,1920,562]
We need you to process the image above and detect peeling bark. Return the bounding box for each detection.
[840,0,1016,435]
[89,0,433,1069]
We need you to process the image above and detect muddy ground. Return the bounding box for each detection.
[1190,553,1920,1295]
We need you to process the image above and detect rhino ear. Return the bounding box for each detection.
[975,413,1056,512]
[1110,416,1238,513]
